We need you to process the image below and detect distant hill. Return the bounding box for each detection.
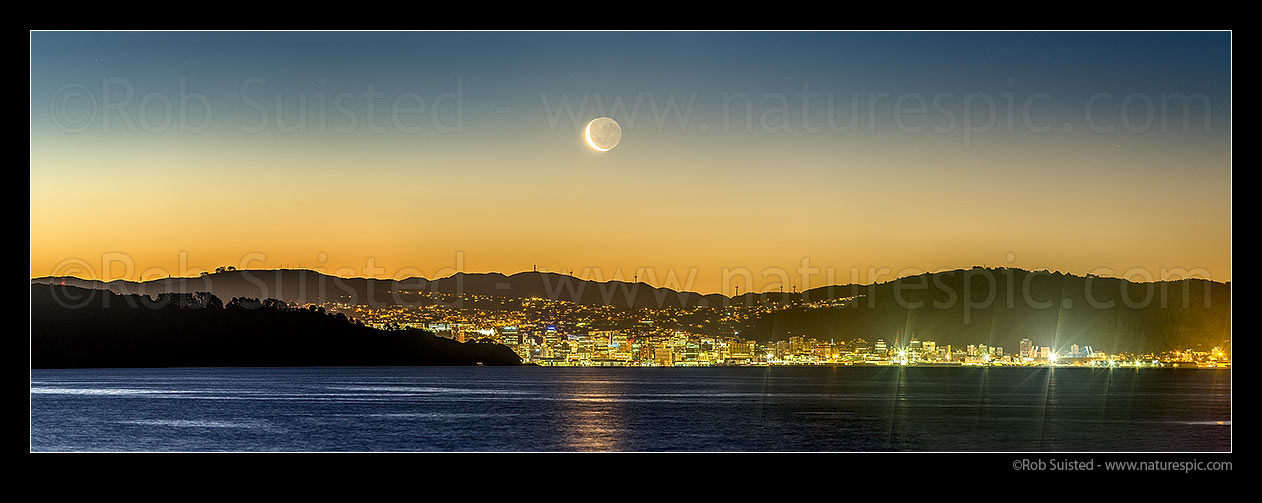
[31,284,521,369]
[32,267,1231,354]
[749,268,1231,354]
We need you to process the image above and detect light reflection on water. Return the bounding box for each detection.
[558,378,626,451]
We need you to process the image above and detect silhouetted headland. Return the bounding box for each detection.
[31,284,521,369]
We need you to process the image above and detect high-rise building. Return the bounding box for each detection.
[671,331,689,351]
[683,340,700,362]
[654,342,674,367]
[576,336,595,363]
[500,326,520,346]
[1020,339,1033,358]
[611,333,631,361]
[637,339,654,363]
[774,341,789,360]
[544,325,559,348]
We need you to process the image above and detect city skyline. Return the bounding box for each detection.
[30,31,1231,294]
[34,264,1230,362]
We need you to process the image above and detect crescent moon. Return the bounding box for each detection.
[584,120,611,152]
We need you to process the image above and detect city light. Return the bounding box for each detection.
[313,291,1229,368]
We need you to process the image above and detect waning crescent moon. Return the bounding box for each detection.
[584,120,611,152]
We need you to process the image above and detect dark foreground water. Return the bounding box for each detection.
[30,366,1230,452]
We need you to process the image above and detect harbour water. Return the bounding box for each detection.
[30,366,1231,452]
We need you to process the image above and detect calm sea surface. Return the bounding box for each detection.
[30,366,1231,452]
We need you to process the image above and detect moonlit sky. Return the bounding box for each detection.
[30,31,1231,294]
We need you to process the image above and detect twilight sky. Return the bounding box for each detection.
[30,31,1231,294]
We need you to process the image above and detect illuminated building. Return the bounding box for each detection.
[789,336,805,355]
[653,342,674,367]
[500,326,520,346]
[730,340,753,360]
